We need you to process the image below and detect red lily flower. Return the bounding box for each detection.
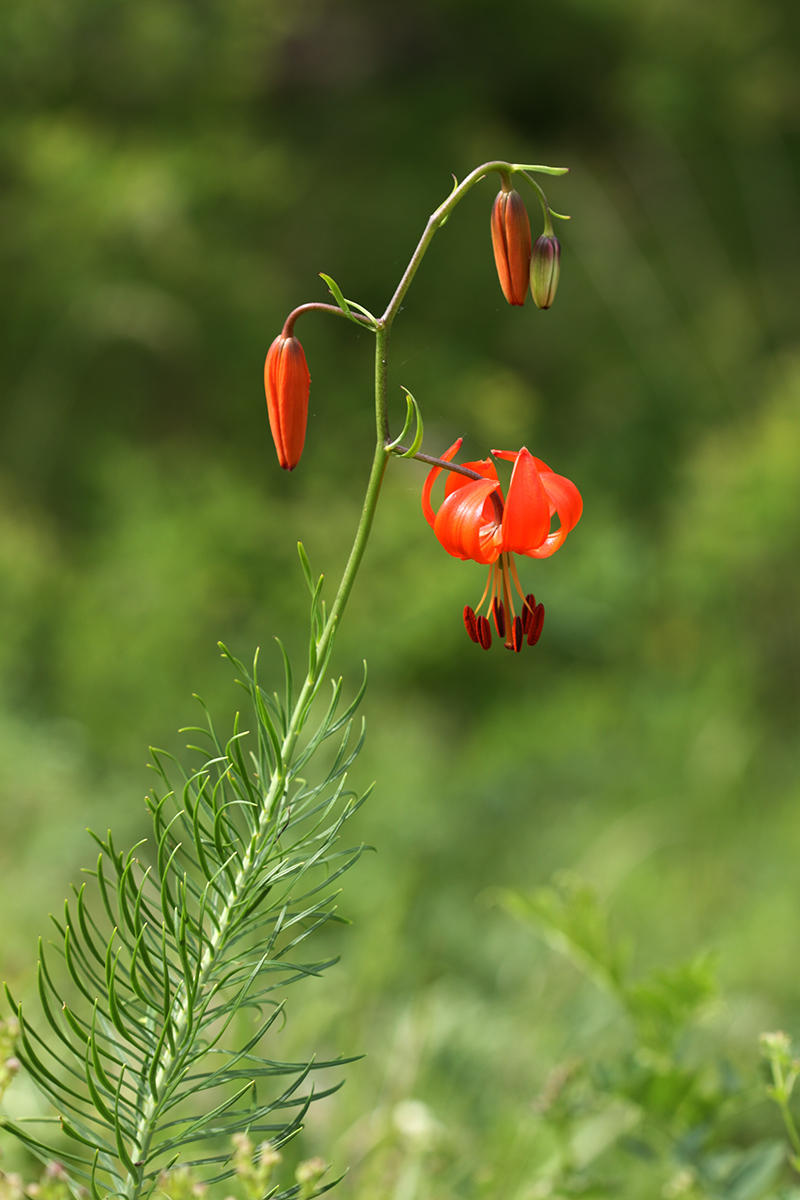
[422,439,582,651]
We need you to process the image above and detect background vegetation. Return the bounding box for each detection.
[2,0,800,1196]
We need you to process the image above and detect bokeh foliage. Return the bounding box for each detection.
[2,0,800,1195]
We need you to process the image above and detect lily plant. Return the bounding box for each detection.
[1,160,579,1200]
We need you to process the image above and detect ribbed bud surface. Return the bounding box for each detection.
[264,334,311,471]
[491,189,532,306]
[530,235,561,309]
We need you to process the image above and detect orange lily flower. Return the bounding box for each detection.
[422,439,583,651]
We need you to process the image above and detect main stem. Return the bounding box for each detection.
[129,348,391,1200]
[284,326,390,759]
[129,163,518,1191]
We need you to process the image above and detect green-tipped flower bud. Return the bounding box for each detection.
[530,234,561,309]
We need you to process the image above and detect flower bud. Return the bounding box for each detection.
[264,333,311,471]
[530,234,561,309]
[491,188,532,306]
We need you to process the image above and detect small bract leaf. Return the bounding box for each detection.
[390,389,424,459]
[319,273,351,317]
[512,163,569,175]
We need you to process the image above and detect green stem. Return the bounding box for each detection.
[128,318,392,1200]
[283,302,374,337]
[381,160,520,327]
[392,445,485,482]
[771,1061,800,1162]
[520,171,554,236]
[278,328,390,769]
[779,1097,800,1164]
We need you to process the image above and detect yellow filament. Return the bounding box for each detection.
[500,555,516,646]
[509,556,528,605]
[473,564,495,615]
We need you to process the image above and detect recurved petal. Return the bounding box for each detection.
[522,473,582,559]
[433,478,501,563]
[522,478,582,559]
[522,527,569,559]
[501,447,552,553]
[540,470,583,533]
[422,438,462,528]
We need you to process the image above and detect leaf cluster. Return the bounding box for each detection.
[499,874,790,1200]
[3,642,370,1200]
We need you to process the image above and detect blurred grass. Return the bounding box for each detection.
[2,0,800,1195]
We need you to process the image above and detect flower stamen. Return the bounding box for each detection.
[498,553,518,650]
[492,595,506,638]
[527,602,545,646]
[521,592,536,634]
[463,605,480,643]
[509,558,529,606]
[476,615,492,650]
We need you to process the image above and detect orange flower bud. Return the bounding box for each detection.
[491,187,532,306]
[530,234,561,309]
[264,333,311,471]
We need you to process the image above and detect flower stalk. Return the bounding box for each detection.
[272,159,569,612]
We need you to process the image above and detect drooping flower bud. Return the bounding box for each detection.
[530,234,561,309]
[263,333,311,471]
[491,187,532,306]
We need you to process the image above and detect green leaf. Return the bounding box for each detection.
[387,389,424,458]
[319,274,376,327]
[512,162,570,175]
[319,272,352,317]
[297,542,315,596]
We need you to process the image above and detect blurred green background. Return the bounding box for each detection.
[2,0,800,1194]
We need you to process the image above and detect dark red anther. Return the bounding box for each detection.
[527,602,545,646]
[510,615,524,652]
[492,596,506,637]
[476,615,492,649]
[521,593,537,634]
[463,605,479,643]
